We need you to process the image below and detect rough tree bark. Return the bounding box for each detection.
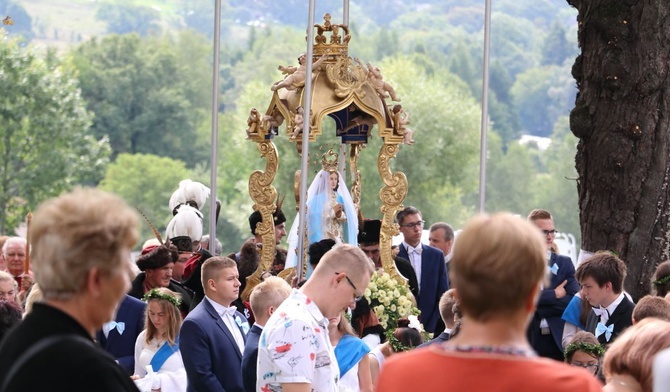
[568,0,670,300]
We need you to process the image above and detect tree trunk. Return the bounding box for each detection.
[568,0,670,300]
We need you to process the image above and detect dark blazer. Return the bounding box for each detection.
[0,303,138,392]
[398,244,449,333]
[96,295,146,375]
[394,256,419,300]
[528,253,580,351]
[241,324,262,392]
[417,331,450,349]
[585,295,634,346]
[180,298,247,392]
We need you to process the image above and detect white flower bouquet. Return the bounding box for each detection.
[364,270,421,331]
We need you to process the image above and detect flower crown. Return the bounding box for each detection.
[142,288,182,308]
[653,274,670,287]
[387,332,413,353]
[563,341,605,359]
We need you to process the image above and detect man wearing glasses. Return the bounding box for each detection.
[396,206,449,334]
[257,244,374,392]
[527,209,580,361]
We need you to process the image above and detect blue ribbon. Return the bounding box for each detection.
[334,334,370,377]
[149,338,179,372]
[595,323,614,342]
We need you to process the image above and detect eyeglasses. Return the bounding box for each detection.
[337,272,363,301]
[570,362,598,373]
[542,229,557,236]
[400,220,425,229]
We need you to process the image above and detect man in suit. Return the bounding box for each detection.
[0,188,140,391]
[97,294,146,375]
[180,256,249,392]
[527,209,580,361]
[428,222,455,286]
[576,252,634,346]
[396,206,449,334]
[241,277,291,392]
[358,219,419,299]
[418,289,458,348]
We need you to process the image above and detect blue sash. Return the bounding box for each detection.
[149,338,179,373]
[334,334,370,377]
[561,295,584,329]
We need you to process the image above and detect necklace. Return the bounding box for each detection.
[441,344,536,358]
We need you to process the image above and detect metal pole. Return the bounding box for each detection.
[478,0,492,213]
[209,0,221,241]
[338,0,350,179]
[295,0,317,280]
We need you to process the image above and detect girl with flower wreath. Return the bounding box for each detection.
[132,288,187,392]
[564,331,604,377]
[368,316,423,386]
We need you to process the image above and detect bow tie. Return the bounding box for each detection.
[592,307,610,323]
[408,245,422,255]
[104,321,125,335]
[595,322,614,342]
[220,307,237,318]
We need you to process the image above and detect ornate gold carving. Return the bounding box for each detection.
[313,13,350,59]
[325,57,368,98]
[242,141,279,300]
[349,143,363,220]
[378,143,408,284]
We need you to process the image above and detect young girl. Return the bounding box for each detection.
[369,316,423,385]
[132,288,187,392]
[329,311,373,392]
[564,331,604,377]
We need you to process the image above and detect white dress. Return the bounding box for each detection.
[133,330,187,392]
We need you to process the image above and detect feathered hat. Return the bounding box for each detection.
[136,245,179,271]
[166,204,203,252]
[169,179,210,214]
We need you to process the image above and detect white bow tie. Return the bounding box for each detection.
[408,245,422,255]
[592,307,610,323]
[220,306,237,318]
[104,321,125,335]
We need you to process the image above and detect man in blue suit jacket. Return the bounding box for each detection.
[180,257,249,392]
[396,206,449,333]
[96,294,146,375]
[527,209,580,361]
[241,277,291,392]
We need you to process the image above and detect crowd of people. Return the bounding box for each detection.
[1,179,670,392]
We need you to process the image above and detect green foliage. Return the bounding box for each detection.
[510,64,576,137]
[99,153,191,246]
[541,22,572,66]
[485,132,537,214]
[95,2,161,36]
[71,33,210,167]
[0,34,110,233]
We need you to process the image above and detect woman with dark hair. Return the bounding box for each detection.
[0,299,22,342]
[652,260,670,298]
[132,288,186,392]
[369,317,423,386]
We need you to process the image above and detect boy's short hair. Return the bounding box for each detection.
[451,213,546,322]
[249,277,291,318]
[632,295,670,322]
[575,253,627,294]
[201,256,237,288]
[438,289,457,327]
[527,209,552,222]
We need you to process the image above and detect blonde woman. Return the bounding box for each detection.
[132,288,186,392]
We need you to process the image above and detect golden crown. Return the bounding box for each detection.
[312,13,350,60]
[321,148,339,172]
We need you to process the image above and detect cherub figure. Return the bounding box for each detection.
[271,53,329,92]
[291,106,305,139]
[263,107,285,136]
[245,108,261,139]
[392,104,414,145]
[366,62,400,102]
